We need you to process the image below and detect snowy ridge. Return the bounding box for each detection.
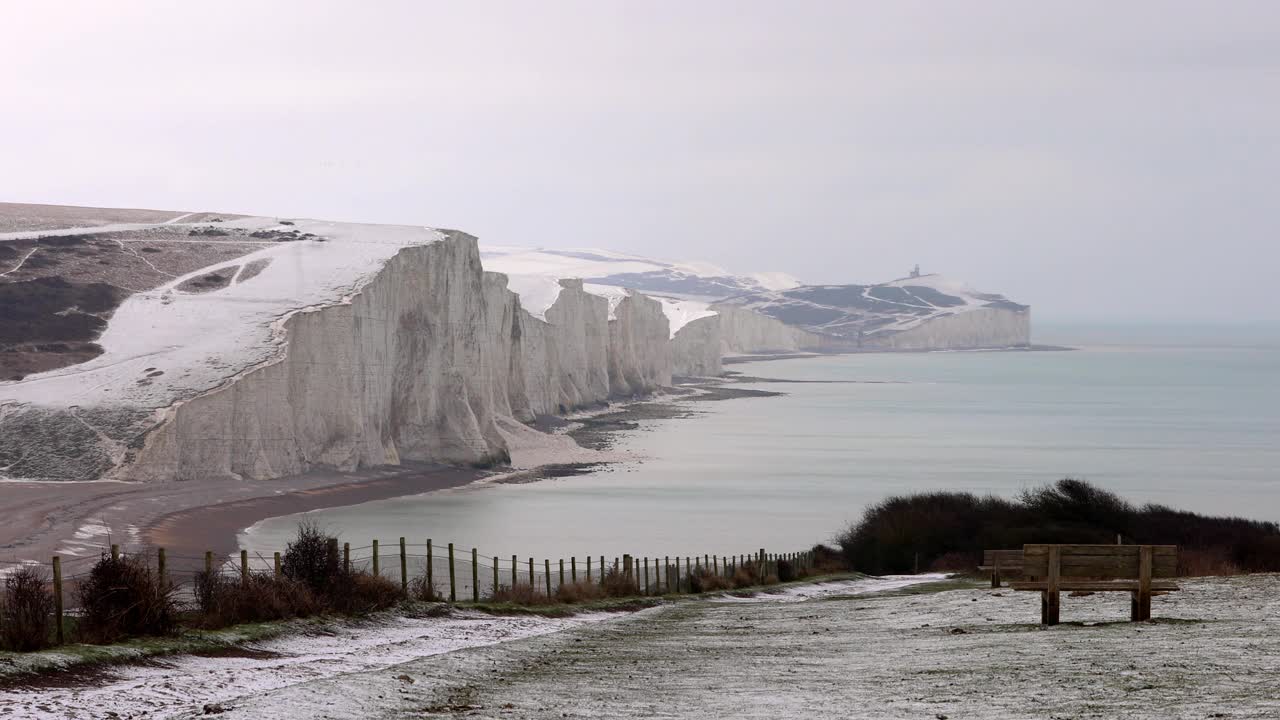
[2,218,445,410]
[716,273,1030,349]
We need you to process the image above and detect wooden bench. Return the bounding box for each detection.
[1010,544,1179,625]
[978,549,1023,588]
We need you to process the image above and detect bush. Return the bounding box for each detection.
[776,560,796,583]
[1,566,54,651]
[599,568,639,598]
[490,582,554,606]
[280,521,341,595]
[688,568,734,593]
[555,580,604,603]
[76,554,178,643]
[193,571,322,629]
[731,566,759,589]
[410,573,444,602]
[837,478,1280,575]
[327,571,402,615]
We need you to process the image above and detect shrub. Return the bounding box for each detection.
[776,560,796,583]
[489,582,554,606]
[731,566,759,589]
[193,571,322,628]
[837,479,1280,575]
[280,521,341,595]
[1,566,54,651]
[599,568,639,598]
[76,554,178,643]
[410,573,444,602]
[555,580,604,603]
[688,568,734,593]
[327,571,401,615]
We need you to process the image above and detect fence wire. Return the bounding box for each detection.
[2,538,814,617]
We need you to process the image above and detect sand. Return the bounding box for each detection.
[0,463,485,576]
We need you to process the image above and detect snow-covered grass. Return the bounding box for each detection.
[0,605,615,720]
[141,572,1280,720]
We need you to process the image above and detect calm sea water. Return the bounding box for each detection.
[241,337,1280,562]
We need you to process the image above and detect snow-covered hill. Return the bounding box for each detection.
[717,273,1031,350]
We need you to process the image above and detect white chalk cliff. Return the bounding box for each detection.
[0,204,1029,483]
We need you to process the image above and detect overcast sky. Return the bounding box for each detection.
[2,1,1277,324]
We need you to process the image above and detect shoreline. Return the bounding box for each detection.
[0,347,1072,569]
[0,372,767,571]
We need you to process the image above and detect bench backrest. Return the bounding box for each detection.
[983,549,1024,567]
[1022,544,1177,580]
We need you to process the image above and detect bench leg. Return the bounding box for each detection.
[992,567,1001,589]
[1130,591,1140,621]
[1138,590,1151,621]
[1040,590,1060,625]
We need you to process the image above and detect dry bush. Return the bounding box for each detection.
[1178,547,1242,577]
[688,568,734,594]
[928,551,978,573]
[327,571,402,615]
[1,566,54,651]
[193,571,322,629]
[763,574,780,586]
[731,566,759,589]
[410,574,444,602]
[76,554,177,643]
[776,560,796,583]
[555,580,604,603]
[489,582,555,606]
[599,568,639,598]
[280,521,341,595]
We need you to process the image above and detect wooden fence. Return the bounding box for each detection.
[1,539,817,647]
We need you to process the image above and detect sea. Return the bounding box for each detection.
[240,325,1280,564]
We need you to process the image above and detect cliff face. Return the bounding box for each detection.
[4,230,716,482]
[859,306,1030,351]
[131,234,528,481]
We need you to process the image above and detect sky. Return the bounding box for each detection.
[2,1,1277,324]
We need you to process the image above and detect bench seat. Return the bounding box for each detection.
[1010,580,1179,592]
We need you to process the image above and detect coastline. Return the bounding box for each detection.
[5,346,1067,570]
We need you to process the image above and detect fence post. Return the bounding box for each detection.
[204,551,213,576]
[545,559,552,597]
[52,556,64,645]
[600,556,605,584]
[623,554,632,580]
[586,555,592,582]
[240,549,249,588]
[571,556,577,583]
[344,542,351,574]
[273,551,281,579]
[528,557,534,586]
[401,538,409,595]
[643,557,650,595]
[447,543,456,602]
[493,557,499,597]
[511,554,517,588]
[559,559,565,588]
[472,548,479,602]
[110,544,120,562]
[713,555,718,575]
[155,547,167,587]
[372,539,380,577]
[426,540,432,594]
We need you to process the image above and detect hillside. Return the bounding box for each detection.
[717,272,1032,350]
